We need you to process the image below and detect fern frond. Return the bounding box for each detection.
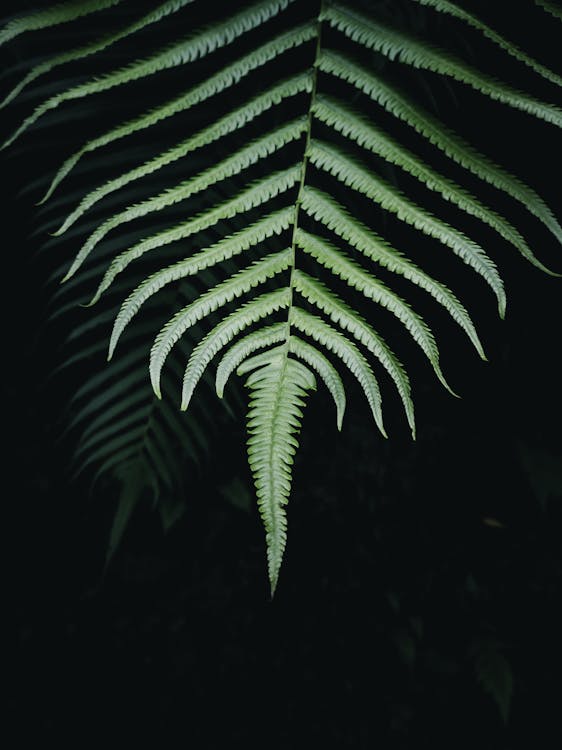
[150,252,292,394]
[412,0,562,88]
[291,262,415,437]
[215,324,287,399]
[300,188,483,368]
[308,140,506,314]
[75,408,149,461]
[0,1,196,110]
[0,0,121,47]
[296,224,449,393]
[319,50,562,244]
[2,0,295,149]
[289,306,386,437]
[77,165,300,297]
[244,352,316,595]
[536,0,562,21]
[109,209,293,357]
[53,73,313,232]
[312,96,554,275]
[57,276,221,548]
[4,0,560,592]
[288,335,346,431]
[35,25,316,200]
[65,119,305,270]
[154,287,290,406]
[323,3,562,127]
[68,362,147,435]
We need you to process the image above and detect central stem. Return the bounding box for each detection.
[283,2,323,350]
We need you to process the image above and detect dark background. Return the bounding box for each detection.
[3,1,562,746]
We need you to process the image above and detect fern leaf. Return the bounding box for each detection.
[3,0,295,149]
[319,50,562,244]
[412,0,562,88]
[75,409,148,460]
[65,118,305,266]
[70,372,147,437]
[536,0,562,21]
[288,335,346,430]
[0,0,121,47]
[244,353,316,595]
[151,254,291,398]
[215,324,288,398]
[309,140,506,314]
[76,165,300,297]
[0,1,197,110]
[109,209,293,357]
[34,25,316,200]
[301,188,482,370]
[149,287,287,405]
[53,73,313,231]
[289,306,386,437]
[312,96,554,275]
[237,346,287,377]
[292,263,415,437]
[4,0,560,592]
[323,3,562,127]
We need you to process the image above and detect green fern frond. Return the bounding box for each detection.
[53,74,313,233]
[291,263,415,437]
[288,336,346,431]
[289,306,386,437]
[300,188,482,370]
[318,50,562,244]
[34,25,317,200]
[66,119,305,273]
[0,0,121,47]
[109,209,294,357]
[2,0,295,149]
[312,96,554,275]
[3,0,560,593]
[175,287,291,408]
[536,0,562,21]
[0,1,196,109]
[244,352,316,595]
[323,3,562,126]
[151,252,293,382]
[412,0,562,88]
[308,141,506,313]
[80,165,301,297]
[216,324,288,399]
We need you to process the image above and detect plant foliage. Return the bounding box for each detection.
[1,0,560,594]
